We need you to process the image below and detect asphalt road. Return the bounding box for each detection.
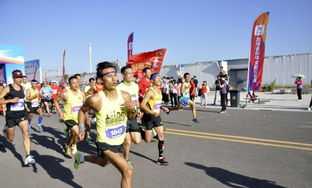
[0,109,311,188]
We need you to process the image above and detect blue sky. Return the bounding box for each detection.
[0,0,311,74]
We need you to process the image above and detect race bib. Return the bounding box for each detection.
[31,101,40,107]
[153,103,161,113]
[154,103,161,109]
[105,125,126,139]
[11,99,25,111]
[71,105,82,113]
[131,95,138,103]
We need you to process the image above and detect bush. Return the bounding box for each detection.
[267,80,276,92]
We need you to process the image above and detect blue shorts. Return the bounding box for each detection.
[179,96,190,106]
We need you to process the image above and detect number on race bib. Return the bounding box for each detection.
[105,125,126,139]
[11,99,25,111]
[71,106,82,113]
[31,101,39,107]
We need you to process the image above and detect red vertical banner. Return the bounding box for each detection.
[127,48,167,79]
[247,12,270,91]
[127,32,134,61]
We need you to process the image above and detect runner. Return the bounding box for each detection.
[83,77,97,141]
[138,67,152,102]
[26,79,44,133]
[180,72,199,123]
[51,80,60,113]
[74,62,135,188]
[0,70,35,165]
[118,65,141,165]
[55,76,85,158]
[40,81,53,116]
[140,73,170,165]
[138,67,157,138]
[0,82,7,152]
[84,77,96,96]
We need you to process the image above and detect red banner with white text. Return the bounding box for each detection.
[247,12,269,91]
[128,48,167,79]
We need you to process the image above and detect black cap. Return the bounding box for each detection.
[12,70,24,79]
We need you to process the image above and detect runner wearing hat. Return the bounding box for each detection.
[0,70,36,166]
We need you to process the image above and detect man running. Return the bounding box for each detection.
[180,72,199,123]
[84,77,96,96]
[55,76,85,158]
[138,67,152,103]
[26,79,44,133]
[74,62,135,188]
[118,65,141,165]
[140,73,170,165]
[0,70,35,165]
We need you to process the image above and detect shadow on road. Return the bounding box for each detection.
[130,150,157,163]
[185,162,286,188]
[31,133,65,157]
[43,125,97,155]
[162,121,193,127]
[3,140,24,167]
[32,151,82,188]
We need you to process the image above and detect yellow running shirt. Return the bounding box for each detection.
[63,89,84,122]
[27,87,40,107]
[182,82,190,97]
[147,87,162,114]
[117,81,139,104]
[96,89,127,145]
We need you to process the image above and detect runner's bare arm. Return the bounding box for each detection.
[53,99,63,119]
[121,91,136,119]
[160,106,170,113]
[78,94,101,140]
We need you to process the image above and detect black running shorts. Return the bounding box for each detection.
[142,114,162,130]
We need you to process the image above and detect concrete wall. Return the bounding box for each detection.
[161,53,312,89]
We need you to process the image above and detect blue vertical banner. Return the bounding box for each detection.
[25,59,41,82]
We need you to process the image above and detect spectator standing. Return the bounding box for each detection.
[294,76,303,100]
[200,81,209,107]
[219,78,228,113]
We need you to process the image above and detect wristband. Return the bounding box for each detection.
[79,124,85,132]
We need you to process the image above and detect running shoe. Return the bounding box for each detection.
[24,155,36,166]
[157,157,169,166]
[37,125,43,133]
[0,142,6,153]
[74,152,84,169]
[192,118,199,123]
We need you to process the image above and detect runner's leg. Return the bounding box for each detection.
[104,150,133,188]
[18,120,31,156]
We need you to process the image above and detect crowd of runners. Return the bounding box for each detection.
[0,61,199,188]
